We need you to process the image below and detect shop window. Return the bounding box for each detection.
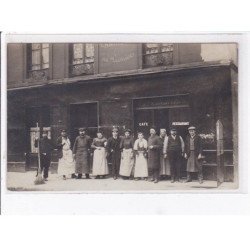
[27,43,50,81]
[142,43,173,68]
[70,43,94,76]
[26,106,51,153]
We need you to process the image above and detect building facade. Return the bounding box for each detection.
[7,43,238,183]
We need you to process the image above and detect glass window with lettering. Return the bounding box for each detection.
[70,43,94,76]
[142,43,173,68]
[27,43,50,81]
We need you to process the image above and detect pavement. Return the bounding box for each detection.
[5,171,238,192]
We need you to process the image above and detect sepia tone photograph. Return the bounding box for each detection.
[5,39,238,192]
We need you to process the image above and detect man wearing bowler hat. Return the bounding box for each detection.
[163,127,185,183]
[184,126,203,184]
[148,126,162,183]
[72,127,92,179]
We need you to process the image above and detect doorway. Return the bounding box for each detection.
[69,102,98,141]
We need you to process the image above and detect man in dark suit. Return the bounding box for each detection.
[184,126,203,184]
[34,130,54,181]
[106,127,121,180]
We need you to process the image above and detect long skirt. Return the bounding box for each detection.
[160,154,171,176]
[92,148,109,175]
[119,148,134,177]
[57,149,75,177]
[75,149,90,174]
[187,151,201,172]
[134,152,148,178]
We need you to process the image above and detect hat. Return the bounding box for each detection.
[170,127,177,131]
[112,126,119,132]
[79,127,87,132]
[188,126,196,130]
[149,126,157,131]
[124,128,132,133]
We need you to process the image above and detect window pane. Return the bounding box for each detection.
[32,50,41,70]
[145,44,159,54]
[161,44,174,52]
[73,44,83,59]
[42,47,49,64]
[32,44,41,50]
[42,43,49,49]
[85,44,94,58]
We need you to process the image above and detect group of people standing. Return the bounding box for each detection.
[35,125,203,184]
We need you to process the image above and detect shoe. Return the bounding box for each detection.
[150,178,155,182]
[113,176,117,180]
[171,179,174,183]
[154,179,158,183]
[177,179,182,183]
[143,177,148,181]
[199,179,203,184]
[85,174,90,179]
[184,178,192,183]
[95,176,100,179]
[44,178,48,181]
[71,173,77,179]
[134,178,139,181]
[77,174,82,179]
[63,175,66,180]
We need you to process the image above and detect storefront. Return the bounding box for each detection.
[7,63,235,181]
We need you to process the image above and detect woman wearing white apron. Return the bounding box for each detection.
[91,130,109,179]
[57,130,75,180]
[133,132,148,180]
[119,129,134,180]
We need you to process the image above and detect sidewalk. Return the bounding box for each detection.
[6,171,237,192]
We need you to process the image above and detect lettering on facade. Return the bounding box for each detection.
[102,53,135,63]
[139,122,149,126]
[172,122,189,126]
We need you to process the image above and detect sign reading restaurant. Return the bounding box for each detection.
[172,122,189,126]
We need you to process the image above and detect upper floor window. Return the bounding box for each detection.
[142,43,174,68]
[27,43,50,81]
[70,43,94,76]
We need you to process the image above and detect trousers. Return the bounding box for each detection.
[168,150,182,180]
[39,153,51,178]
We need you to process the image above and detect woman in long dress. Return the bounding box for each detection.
[57,130,75,180]
[91,130,109,179]
[119,129,134,180]
[133,132,148,180]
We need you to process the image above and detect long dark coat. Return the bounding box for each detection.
[185,135,203,157]
[147,134,162,170]
[106,136,121,173]
[72,135,91,174]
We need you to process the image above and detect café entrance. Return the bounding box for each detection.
[133,95,191,139]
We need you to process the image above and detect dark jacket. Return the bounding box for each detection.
[185,135,203,157]
[34,137,54,155]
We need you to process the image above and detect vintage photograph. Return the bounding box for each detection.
[6,40,238,191]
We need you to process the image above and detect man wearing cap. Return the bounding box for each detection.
[163,128,185,183]
[184,126,203,184]
[106,127,121,180]
[34,130,54,181]
[148,126,162,183]
[72,127,92,179]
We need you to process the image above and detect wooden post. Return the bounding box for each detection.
[216,120,224,186]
